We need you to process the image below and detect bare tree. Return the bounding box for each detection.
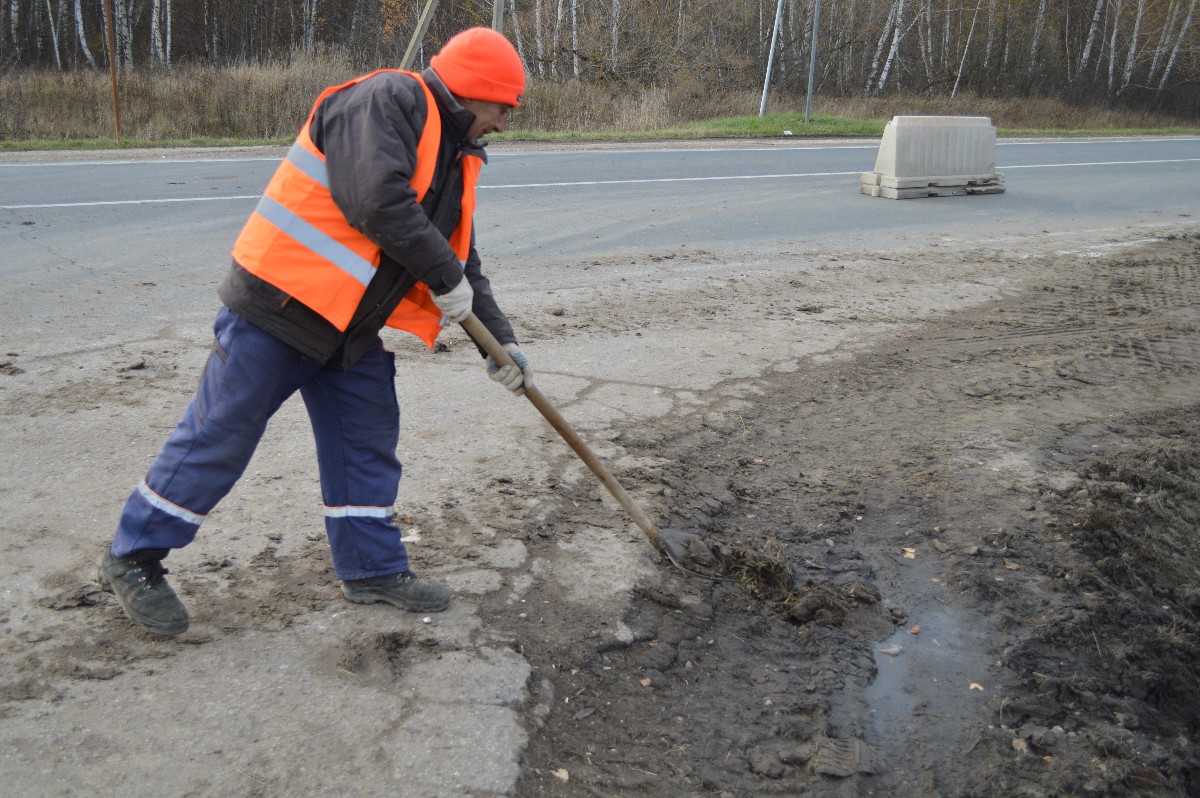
[1157,0,1196,93]
[1107,0,1125,102]
[1119,0,1147,96]
[875,0,909,95]
[1078,0,1106,78]
[1028,0,1048,82]
[41,0,61,66]
[952,0,982,99]
[72,0,95,67]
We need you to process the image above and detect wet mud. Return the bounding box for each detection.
[511,235,1200,797]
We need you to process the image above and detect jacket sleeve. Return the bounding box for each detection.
[312,72,466,296]
[463,230,517,351]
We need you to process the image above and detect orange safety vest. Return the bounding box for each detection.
[231,69,482,349]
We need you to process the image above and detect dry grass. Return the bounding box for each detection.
[1,57,1192,144]
[0,52,357,142]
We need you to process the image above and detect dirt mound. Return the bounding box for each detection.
[513,235,1200,797]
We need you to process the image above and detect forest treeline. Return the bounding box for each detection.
[3,0,1198,116]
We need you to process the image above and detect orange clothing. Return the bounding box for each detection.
[231,70,481,349]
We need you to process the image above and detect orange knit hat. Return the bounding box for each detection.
[430,28,525,107]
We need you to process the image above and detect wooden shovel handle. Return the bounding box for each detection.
[459,313,666,553]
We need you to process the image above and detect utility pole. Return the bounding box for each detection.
[492,0,505,31]
[805,0,821,122]
[104,0,122,142]
[759,0,785,117]
[401,0,440,70]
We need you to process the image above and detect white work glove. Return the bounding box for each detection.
[431,276,474,323]
[487,343,532,396]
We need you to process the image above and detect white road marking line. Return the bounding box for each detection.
[3,157,1197,209]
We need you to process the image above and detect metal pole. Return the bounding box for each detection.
[492,0,505,31]
[104,0,121,142]
[805,0,821,123]
[401,0,440,71]
[759,0,785,117]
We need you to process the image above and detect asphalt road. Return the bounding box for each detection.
[2,136,1198,356]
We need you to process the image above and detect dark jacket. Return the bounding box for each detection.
[219,68,515,368]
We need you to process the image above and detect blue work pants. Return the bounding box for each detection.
[110,307,408,580]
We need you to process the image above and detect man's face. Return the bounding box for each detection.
[461,98,513,141]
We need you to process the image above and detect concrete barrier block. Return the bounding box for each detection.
[861,115,1005,199]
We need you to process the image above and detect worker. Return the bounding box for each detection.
[97,27,531,636]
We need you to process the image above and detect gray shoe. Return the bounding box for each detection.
[97,548,190,636]
[341,571,451,612]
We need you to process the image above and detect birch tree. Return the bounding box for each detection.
[952,0,982,98]
[1027,0,1048,81]
[42,0,61,67]
[1157,0,1196,93]
[1078,0,1106,77]
[72,0,94,67]
[1119,0,1147,96]
[875,0,909,95]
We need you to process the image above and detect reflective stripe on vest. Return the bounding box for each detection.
[231,70,477,347]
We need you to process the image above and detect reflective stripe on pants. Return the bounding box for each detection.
[111,307,408,580]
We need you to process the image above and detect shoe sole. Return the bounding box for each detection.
[98,569,190,636]
[341,588,450,613]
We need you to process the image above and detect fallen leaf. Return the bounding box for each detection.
[903,547,917,559]
[1012,739,1029,754]
[970,682,985,692]
[552,769,570,782]
[908,624,921,635]
[930,577,941,584]
[1003,559,1020,570]
[639,677,652,687]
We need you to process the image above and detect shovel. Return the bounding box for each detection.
[460,313,706,569]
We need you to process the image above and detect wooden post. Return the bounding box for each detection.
[104,0,122,142]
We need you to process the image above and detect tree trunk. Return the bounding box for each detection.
[534,0,544,77]
[918,0,933,88]
[1078,0,1104,77]
[1027,0,1047,82]
[552,0,562,76]
[114,0,132,67]
[1118,0,1146,96]
[610,0,619,73]
[73,0,95,67]
[866,0,900,94]
[303,0,318,54]
[875,0,908,95]
[151,0,164,63]
[570,0,579,77]
[1106,0,1124,103]
[1157,0,1196,93]
[951,0,981,99]
[508,0,525,71]
[43,0,62,67]
[1148,0,1182,82]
